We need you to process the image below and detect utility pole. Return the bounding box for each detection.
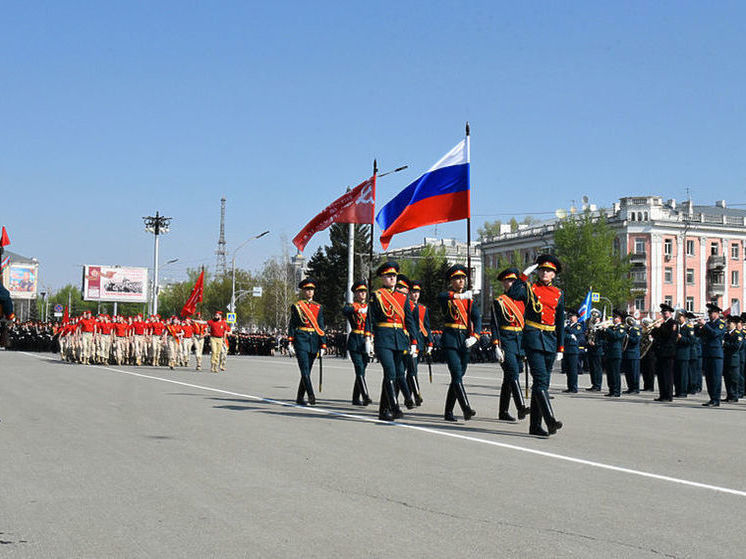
[143,211,172,316]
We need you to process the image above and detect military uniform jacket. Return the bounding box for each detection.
[739,328,746,368]
[0,283,14,319]
[490,280,526,357]
[410,301,433,351]
[288,300,327,354]
[723,329,743,367]
[622,325,641,359]
[675,323,694,361]
[603,323,626,360]
[516,281,565,354]
[564,322,585,356]
[438,291,482,350]
[696,318,725,358]
[652,318,677,359]
[342,302,369,353]
[369,288,417,351]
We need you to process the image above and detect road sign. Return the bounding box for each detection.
[54,312,63,318]
[226,312,237,324]
[54,304,63,313]
[591,292,600,303]
[252,286,263,297]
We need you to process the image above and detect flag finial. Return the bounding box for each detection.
[465,122,470,136]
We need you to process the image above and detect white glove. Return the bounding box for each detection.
[454,290,473,300]
[494,345,505,363]
[522,263,538,276]
[464,336,477,348]
[426,346,433,355]
[570,334,577,341]
[288,343,296,356]
[555,352,563,362]
[319,348,326,357]
[365,338,374,357]
[410,344,418,357]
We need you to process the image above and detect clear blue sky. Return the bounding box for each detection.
[3,1,746,289]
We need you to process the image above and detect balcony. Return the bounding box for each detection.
[629,252,646,263]
[707,255,726,270]
[707,280,725,296]
[632,278,648,288]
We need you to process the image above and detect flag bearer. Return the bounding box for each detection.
[288,278,327,405]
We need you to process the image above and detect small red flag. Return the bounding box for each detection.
[0,226,10,248]
[63,306,69,324]
[181,270,205,317]
[292,175,376,252]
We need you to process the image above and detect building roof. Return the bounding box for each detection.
[2,249,36,264]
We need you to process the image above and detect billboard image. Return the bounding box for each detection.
[83,265,148,303]
[7,263,38,299]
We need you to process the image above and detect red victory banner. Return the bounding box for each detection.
[181,269,205,317]
[292,175,376,252]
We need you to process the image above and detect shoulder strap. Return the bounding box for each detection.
[296,301,325,336]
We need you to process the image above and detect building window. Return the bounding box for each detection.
[644,212,648,221]
[686,268,695,284]
[686,297,694,312]
[634,239,645,254]
[664,267,673,283]
[732,243,740,260]
[686,239,695,257]
[664,239,673,257]
[629,213,635,221]
[710,242,719,256]
[732,298,739,312]
[732,270,739,287]
[634,297,645,311]
[664,296,673,308]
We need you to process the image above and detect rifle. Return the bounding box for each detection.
[318,351,323,392]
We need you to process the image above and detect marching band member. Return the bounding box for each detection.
[288,279,326,406]
[603,309,626,398]
[652,303,677,402]
[695,303,725,407]
[342,281,372,406]
[562,309,584,394]
[490,267,530,420]
[674,310,694,398]
[517,255,564,437]
[438,264,481,422]
[722,315,742,403]
[621,315,641,394]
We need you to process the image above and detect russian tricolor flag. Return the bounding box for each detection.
[376,139,470,250]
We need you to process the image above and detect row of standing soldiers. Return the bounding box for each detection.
[286,254,567,438]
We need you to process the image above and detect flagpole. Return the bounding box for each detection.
[368,159,377,291]
[465,122,472,291]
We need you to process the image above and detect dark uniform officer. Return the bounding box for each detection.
[722,316,742,402]
[689,314,703,394]
[288,278,327,406]
[490,267,530,420]
[652,303,677,402]
[0,282,14,348]
[368,262,418,421]
[438,264,481,422]
[674,310,694,398]
[738,313,746,399]
[515,255,565,437]
[621,316,641,393]
[695,303,725,407]
[342,281,372,406]
[603,310,626,397]
[407,280,432,406]
[562,309,584,393]
[585,312,605,392]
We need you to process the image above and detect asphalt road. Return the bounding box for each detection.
[1,350,745,558]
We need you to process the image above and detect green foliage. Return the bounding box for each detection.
[484,250,530,298]
[553,212,634,308]
[477,220,502,240]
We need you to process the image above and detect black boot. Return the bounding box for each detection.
[498,385,515,421]
[296,379,306,405]
[454,381,476,421]
[538,389,562,435]
[359,376,372,406]
[397,377,414,409]
[510,379,530,420]
[352,377,362,405]
[378,379,392,420]
[302,375,316,406]
[408,375,423,406]
[386,380,403,419]
[529,393,548,437]
[444,385,457,421]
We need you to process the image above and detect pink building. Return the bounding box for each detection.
[479,196,746,316]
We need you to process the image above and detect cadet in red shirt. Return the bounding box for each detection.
[149,315,166,366]
[180,318,194,367]
[77,310,97,365]
[131,314,147,366]
[207,311,229,372]
[113,316,130,365]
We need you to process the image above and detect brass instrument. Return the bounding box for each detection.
[622,315,638,351]
[639,317,659,358]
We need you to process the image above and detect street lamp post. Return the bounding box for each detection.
[231,230,270,313]
[143,212,172,316]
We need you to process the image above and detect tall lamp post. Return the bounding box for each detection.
[143,212,172,316]
[231,230,270,313]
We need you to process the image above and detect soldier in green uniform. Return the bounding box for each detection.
[0,282,14,348]
[288,278,327,406]
[342,281,372,406]
[438,264,481,422]
[722,315,742,402]
[367,262,418,421]
[407,280,432,406]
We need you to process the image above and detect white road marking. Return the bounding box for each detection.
[20,352,746,498]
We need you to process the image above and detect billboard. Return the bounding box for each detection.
[7,263,38,299]
[83,265,148,303]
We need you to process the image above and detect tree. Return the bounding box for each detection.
[477,220,502,240]
[553,212,634,309]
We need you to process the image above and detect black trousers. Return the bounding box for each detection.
[656,356,674,400]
